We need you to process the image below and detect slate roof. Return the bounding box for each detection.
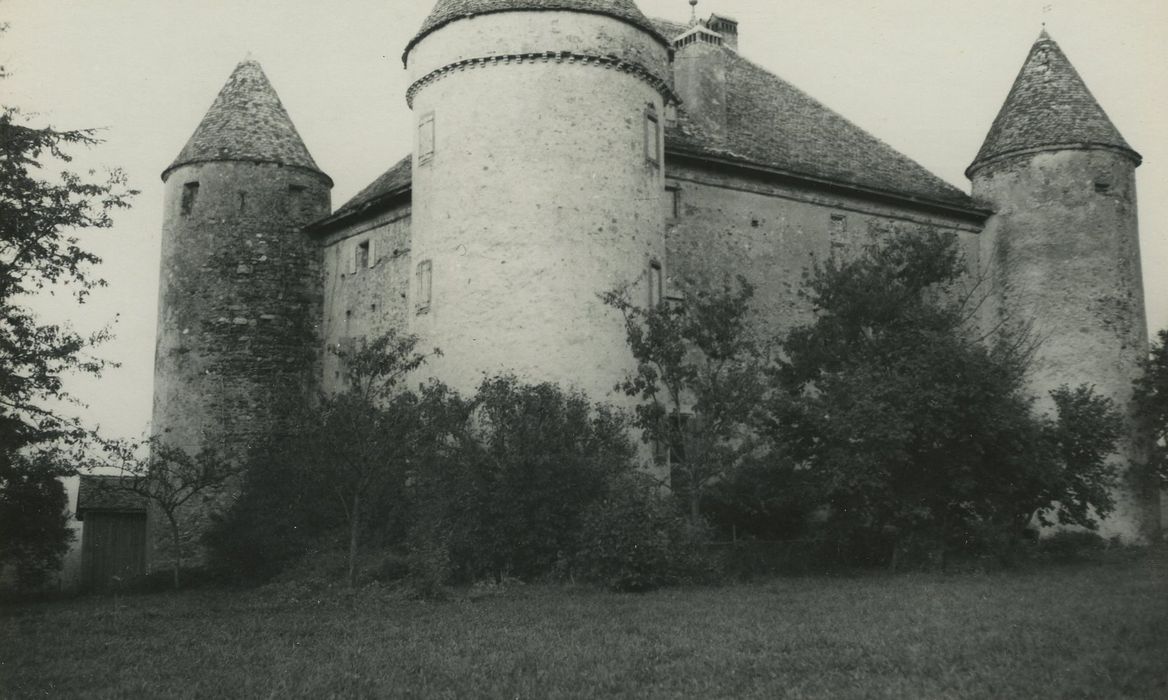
[967,31,1139,175]
[311,156,412,231]
[405,0,670,62]
[333,14,984,227]
[665,46,975,209]
[163,60,330,184]
[76,475,147,520]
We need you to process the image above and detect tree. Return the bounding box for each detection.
[0,451,74,590]
[769,231,1122,566]
[103,437,237,588]
[302,330,438,587]
[1133,329,1168,489]
[1,91,136,453]
[603,276,767,525]
[0,37,135,589]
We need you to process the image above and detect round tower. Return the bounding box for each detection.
[969,32,1157,542]
[402,0,675,400]
[154,59,331,466]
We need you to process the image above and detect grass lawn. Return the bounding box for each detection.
[2,548,1166,699]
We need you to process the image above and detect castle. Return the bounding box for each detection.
[141,0,1160,564]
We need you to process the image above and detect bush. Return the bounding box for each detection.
[409,377,638,584]
[575,474,717,592]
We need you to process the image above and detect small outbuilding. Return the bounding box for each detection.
[75,475,148,589]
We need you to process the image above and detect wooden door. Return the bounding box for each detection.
[81,512,146,589]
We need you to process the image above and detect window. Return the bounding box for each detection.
[418,112,435,164]
[648,261,664,308]
[288,183,306,217]
[181,182,199,215]
[644,105,661,165]
[1095,181,1112,194]
[665,185,681,220]
[416,259,433,313]
[356,240,370,269]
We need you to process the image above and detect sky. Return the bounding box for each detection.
[3,0,1166,442]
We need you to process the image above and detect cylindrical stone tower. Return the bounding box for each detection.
[969,32,1157,542]
[402,0,675,401]
[154,59,331,469]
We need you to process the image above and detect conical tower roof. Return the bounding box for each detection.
[405,0,669,62]
[967,31,1139,176]
[163,59,330,183]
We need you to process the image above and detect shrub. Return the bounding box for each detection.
[409,376,638,584]
[575,474,716,592]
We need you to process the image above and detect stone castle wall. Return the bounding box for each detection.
[665,162,984,341]
[973,148,1157,541]
[404,12,671,403]
[319,205,413,395]
[153,160,330,565]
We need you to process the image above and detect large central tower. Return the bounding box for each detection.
[403,0,674,400]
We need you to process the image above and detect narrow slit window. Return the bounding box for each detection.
[649,261,664,308]
[644,105,661,165]
[181,182,199,215]
[416,259,433,313]
[418,112,435,164]
[665,185,681,220]
[1094,181,1111,194]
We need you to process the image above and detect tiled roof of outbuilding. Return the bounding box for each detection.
[405,0,670,61]
[967,31,1139,175]
[163,60,330,184]
[76,475,147,520]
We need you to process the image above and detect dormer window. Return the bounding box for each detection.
[644,105,661,166]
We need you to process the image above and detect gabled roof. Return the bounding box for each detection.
[405,0,670,64]
[310,156,412,232]
[967,31,1140,175]
[163,60,331,184]
[76,475,147,521]
[666,47,976,211]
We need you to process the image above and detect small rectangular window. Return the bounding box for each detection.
[418,112,435,164]
[416,259,433,313]
[181,182,199,215]
[356,240,370,270]
[1094,181,1111,194]
[665,185,681,220]
[649,261,663,308]
[644,106,661,165]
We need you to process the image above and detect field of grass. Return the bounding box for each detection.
[2,548,1166,699]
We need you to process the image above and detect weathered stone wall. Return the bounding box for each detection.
[664,162,983,342]
[405,12,670,403]
[973,148,1157,542]
[318,205,413,395]
[153,160,330,566]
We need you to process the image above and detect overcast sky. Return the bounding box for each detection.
[4,0,1166,442]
